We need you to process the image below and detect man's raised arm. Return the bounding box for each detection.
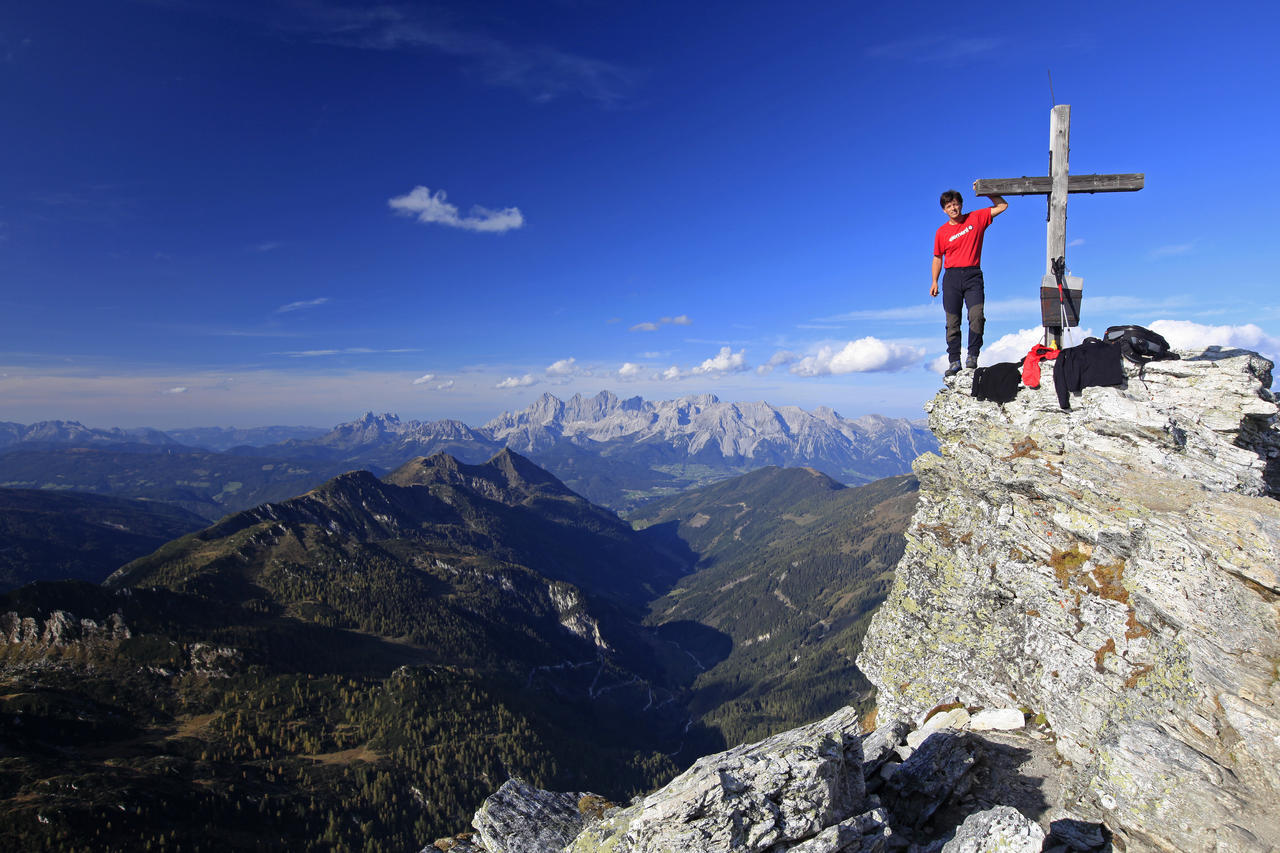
[986,194,1008,218]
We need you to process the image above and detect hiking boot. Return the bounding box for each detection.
[965,354,979,369]
[944,361,962,377]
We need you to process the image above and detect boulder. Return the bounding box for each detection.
[470,778,605,853]
[567,706,865,853]
[940,805,1045,853]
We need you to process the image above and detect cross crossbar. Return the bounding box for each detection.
[973,173,1144,196]
[973,105,1144,343]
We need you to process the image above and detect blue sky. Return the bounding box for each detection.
[3,0,1277,429]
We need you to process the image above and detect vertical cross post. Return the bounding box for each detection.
[1045,104,1071,346]
[1046,105,1070,278]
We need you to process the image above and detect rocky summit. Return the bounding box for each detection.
[430,345,1280,853]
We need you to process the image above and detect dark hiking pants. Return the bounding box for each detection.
[942,266,985,362]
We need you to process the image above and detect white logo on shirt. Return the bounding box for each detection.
[948,225,973,243]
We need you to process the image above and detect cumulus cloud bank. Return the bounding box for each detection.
[1150,320,1280,361]
[389,187,524,233]
[792,337,925,376]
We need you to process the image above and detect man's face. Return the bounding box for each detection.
[944,199,963,220]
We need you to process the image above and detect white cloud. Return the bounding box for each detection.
[496,374,537,389]
[756,350,799,375]
[1149,320,1280,361]
[659,365,682,381]
[255,241,282,253]
[275,347,420,358]
[388,186,524,233]
[791,338,926,376]
[435,379,455,390]
[412,373,436,385]
[631,315,692,332]
[546,357,577,376]
[1068,238,1085,248]
[162,386,188,395]
[618,362,643,379]
[692,346,749,376]
[276,297,329,313]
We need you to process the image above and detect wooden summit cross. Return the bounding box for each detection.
[973,105,1144,346]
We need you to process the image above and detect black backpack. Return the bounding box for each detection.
[1103,325,1180,365]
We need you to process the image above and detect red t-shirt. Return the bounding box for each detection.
[934,206,994,268]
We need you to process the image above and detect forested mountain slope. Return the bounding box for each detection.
[631,467,918,745]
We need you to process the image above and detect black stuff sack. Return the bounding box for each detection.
[1103,325,1180,365]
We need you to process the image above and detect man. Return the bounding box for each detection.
[930,189,1007,377]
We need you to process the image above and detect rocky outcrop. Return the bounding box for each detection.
[859,347,1280,851]
[435,346,1279,853]
[0,609,131,648]
[450,705,1102,852]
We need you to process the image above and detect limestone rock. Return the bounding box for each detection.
[566,706,866,853]
[784,807,892,852]
[858,347,1280,851]
[470,778,603,853]
[940,805,1045,853]
[966,708,1024,732]
[905,707,970,748]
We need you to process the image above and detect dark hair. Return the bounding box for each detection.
[939,190,962,208]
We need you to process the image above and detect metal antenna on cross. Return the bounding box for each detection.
[974,105,1144,349]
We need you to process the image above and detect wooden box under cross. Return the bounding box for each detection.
[1040,273,1082,327]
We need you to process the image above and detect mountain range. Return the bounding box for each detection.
[0,392,934,517]
[245,391,936,510]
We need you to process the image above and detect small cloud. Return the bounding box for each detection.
[546,357,577,377]
[411,373,436,385]
[867,35,1000,62]
[277,297,330,313]
[255,241,282,252]
[436,379,455,390]
[1150,242,1194,259]
[792,338,926,376]
[757,350,799,376]
[389,186,524,233]
[631,315,692,332]
[274,346,419,358]
[692,346,749,376]
[659,365,682,381]
[618,362,643,379]
[496,374,537,389]
[1068,238,1085,248]
[162,386,189,395]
